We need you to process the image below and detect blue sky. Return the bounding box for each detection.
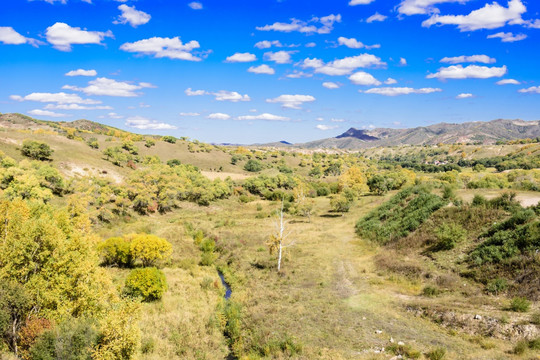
[1,0,539,143]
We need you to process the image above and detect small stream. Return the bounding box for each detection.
[218,270,232,299]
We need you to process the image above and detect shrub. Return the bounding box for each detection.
[330,194,353,213]
[18,318,53,356]
[21,140,53,161]
[387,343,421,359]
[486,278,508,295]
[97,237,133,267]
[434,223,466,251]
[144,139,155,148]
[244,159,263,172]
[162,136,176,144]
[422,286,440,297]
[87,137,99,149]
[508,297,531,312]
[166,159,182,167]
[531,312,540,325]
[130,234,172,267]
[426,347,446,360]
[513,340,528,355]
[124,268,167,301]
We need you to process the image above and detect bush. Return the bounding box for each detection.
[513,340,528,355]
[124,268,167,301]
[422,286,440,297]
[508,297,531,312]
[330,194,353,213]
[21,140,53,161]
[244,159,263,172]
[486,278,508,295]
[426,347,446,360]
[531,312,540,325]
[162,136,176,144]
[145,139,155,148]
[97,237,133,267]
[130,234,172,267]
[434,223,466,251]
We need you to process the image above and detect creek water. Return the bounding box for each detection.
[218,270,232,299]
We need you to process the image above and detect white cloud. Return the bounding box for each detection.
[101,112,124,119]
[254,40,282,49]
[114,5,151,27]
[366,13,388,23]
[305,42,316,47]
[214,90,250,102]
[264,51,293,64]
[125,116,177,130]
[398,0,470,15]
[188,2,203,10]
[349,0,375,5]
[422,0,527,31]
[179,112,201,116]
[248,64,275,74]
[496,78,520,85]
[237,113,289,121]
[456,93,474,99]
[337,37,379,50]
[331,118,345,122]
[266,94,315,109]
[44,104,112,110]
[285,71,312,78]
[316,124,338,130]
[225,52,257,62]
[349,71,381,86]
[207,113,231,120]
[185,88,207,96]
[0,27,41,46]
[427,64,507,80]
[65,69,97,77]
[256,14,341,35]
[487,32,527,42]
[518,86,540,94]
[64,77,155,97]
[120,36,202,61]
[363,87,442,96]
[384,78,397,84]
[322,82,340,89]
[10,92,101,104]
[301,54,385,76]
[46,22,113,51]
[28,109,69,118]
[440,55,496,64]
[399,58,407,66]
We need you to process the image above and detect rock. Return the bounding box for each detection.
[474,314,482,320]
[375,330,383,334]
[390,337,394,343]
[398,341,405,346]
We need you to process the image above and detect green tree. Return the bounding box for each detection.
[244,159,263,172]
[130,234,172,267]
[367,174,391,195]
[161,136,176,144]
[21,140,53,161]
[124,268,167,301]
[0,280,32,354]
[97,237,133,268]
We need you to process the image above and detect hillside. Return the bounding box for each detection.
[298,119,540,149]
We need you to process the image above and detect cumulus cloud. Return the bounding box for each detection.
[248,64,275,75]
[518,86,540,94]
[225,52,257,62]
[322,82,340,89]
[440,55,496,64]
[496,79,520,85]
[100,112,124,119]
[349,0,375,5]
[28,109,69,118]
[125,116,177,130]
[266,94,315,109]
[46,22,113,51]
[213,90,250,102]
[10,92,101,104]
[285,71,312,78]
[264,51,293,64]
[44,104,112,110]
[257,14,341,35]
[427,64,507,80]
[456,93,474,99]
[487,32,527,42]
[207,113,231,120]
[188,2,203,10]
[301,54,386,76]
[398,0,470,15]
[237,113,289,121]
[422,0,527,31]
[366,13,388,23]
[385,78,398,85]
[316,124,339,130]
[337,37,380,49]
[120,36,202,61]
[179,112,201,116]
[399,58,407,66]
[114,5,151,27]
[185,88,207,96]
[0,27,41,46]
[64,77,155,97]
[65,69,97,77]
[254,40,282,49]
[349,71,382,86]
[363,87,442,96]
[305,42,316,48]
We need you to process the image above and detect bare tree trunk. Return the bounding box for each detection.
[277,200,284,272]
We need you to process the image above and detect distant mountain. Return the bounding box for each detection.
[297,119,540,149]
